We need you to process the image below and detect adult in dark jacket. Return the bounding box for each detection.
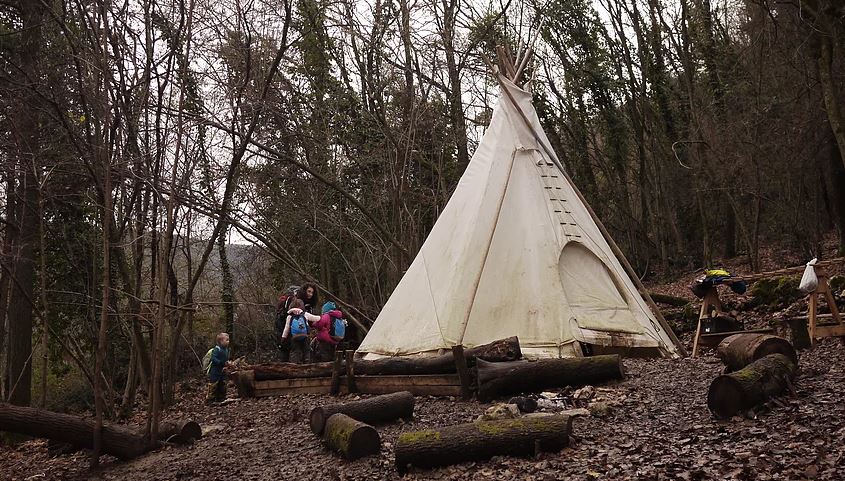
[206,332,231,404]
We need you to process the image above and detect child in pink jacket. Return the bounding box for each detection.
[313,301,345,361]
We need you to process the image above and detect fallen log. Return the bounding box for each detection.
[647,292,692,307]
[250,362,335,381]
[0,402,147,460]
[310,391,414,435]
[322,413,381,460]
[707,353,797,419]
[158,419,202,444]
[716,333,798,372]
[476,355,624,402]
[394,414,572,474]
[355,336,522,376]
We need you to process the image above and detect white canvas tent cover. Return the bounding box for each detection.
[358,78,680,359]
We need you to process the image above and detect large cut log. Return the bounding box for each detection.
[476,355,624,402]
[394,414,572,474]
[355,336,522,376]
[707,353,797,419]
[250,362,335,381]
[716,333,798,372]
[158,419,202,444]
[0,402,147,459]
[310,391,414,435]
[322,413,381,460]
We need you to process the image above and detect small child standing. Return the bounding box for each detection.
[205,332,232,404]
[282,299,321,364]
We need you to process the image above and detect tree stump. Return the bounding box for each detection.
[322,413,380,460]
[707,353,797,419]
[716,333,798,372]
[394,414,572,474]
[476,355,624,402]
[310,391,414,435]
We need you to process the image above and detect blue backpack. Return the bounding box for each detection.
[331,318,346,341]
[290,314,309,339]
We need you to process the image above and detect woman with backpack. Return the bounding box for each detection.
[312,301,346,362]
[281,298,321,363]
[297,282,319,314]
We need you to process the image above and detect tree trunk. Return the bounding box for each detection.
[818,35,845,174]
[310,391,414,435]
[716,333,797,372]
[322,413,380,460]
[707,353,797,419]
[395,415,572,474]
[440,0,469,174]
[5,0,43,408]
[217,224,235,339]
[476,355,624,402]
[0,402,147,460]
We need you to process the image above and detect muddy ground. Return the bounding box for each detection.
[3,335,844,481]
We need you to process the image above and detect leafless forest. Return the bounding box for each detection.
[0,0,843,462]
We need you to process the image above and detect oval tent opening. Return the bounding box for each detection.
[558,242,643,335]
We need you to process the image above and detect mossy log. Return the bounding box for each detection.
[0,402,148,459]
[322,413,380,460]
[158,419,202,444]
[716,333,797,372]
[476,355,624,402]
[394,415,572,474]
[310,391,414,435]
[707,353,797,419]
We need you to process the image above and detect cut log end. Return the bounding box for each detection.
[310,408,328,436]
[159,420,202,444]
[323,413,381,460]
[706,376,746,418]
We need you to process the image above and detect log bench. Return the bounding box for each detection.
[236,371,464,398]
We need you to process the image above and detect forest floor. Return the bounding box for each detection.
[3,245,845,481]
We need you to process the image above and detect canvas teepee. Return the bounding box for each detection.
[358,51,684,360]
